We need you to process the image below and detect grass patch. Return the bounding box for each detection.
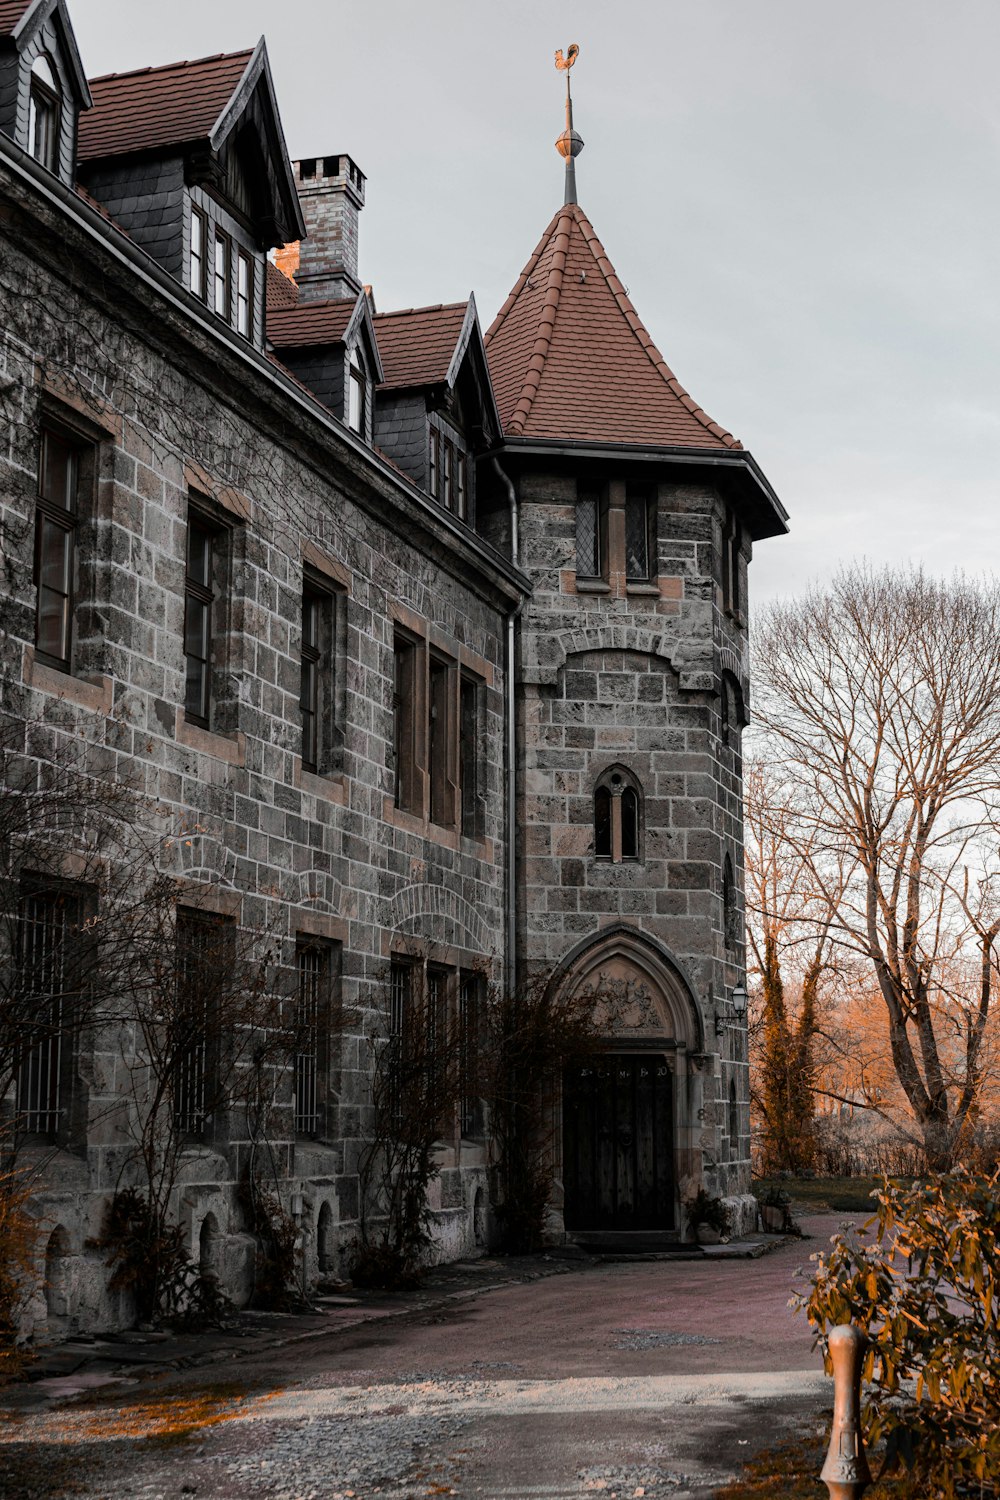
[754,1175,885,1213]
[714,1435,911,1498]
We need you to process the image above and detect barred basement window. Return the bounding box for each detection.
[459,970,485,1138]
[15,885,86,1139]
[625,485,654,580]
[294,941,331,1137]
[35,426,84,672]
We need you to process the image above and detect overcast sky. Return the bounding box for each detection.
[68,1,1000,601]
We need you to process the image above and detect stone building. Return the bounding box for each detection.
[0,0,785,1337]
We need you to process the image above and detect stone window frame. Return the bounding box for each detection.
[572,479,659,596]
[575,484,607,583]
[14,875,95,1149]
[292,934,341,1141]
[720,669,747,751]
[624,482,656,583]
[722,510,744,623]
[172,906,235,1142]
[181,492,244,738]
[387,949,490,1148]
[300,566,346,777]
[389,606,493,846]
[593,764,643,864]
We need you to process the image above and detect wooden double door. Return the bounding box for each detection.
[563,1053,675,1231]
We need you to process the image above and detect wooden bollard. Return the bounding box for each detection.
[821,1324,873,1499]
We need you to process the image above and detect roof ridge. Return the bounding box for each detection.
[503,206,575,438]
[375,301,468,320]
[89,49,253,86]
[569,204,741,451]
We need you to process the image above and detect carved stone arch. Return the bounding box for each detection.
[554,923,705,1053]
[293,868,345,916]
[717,645,751,720]
[166,830,238,888]
[527,623,699,688]
[386,882,493,955]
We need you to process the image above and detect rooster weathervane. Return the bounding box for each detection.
[554,43,584,205]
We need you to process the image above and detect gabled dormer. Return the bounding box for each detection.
[0,0,91,185]
[372,296,502,527]
[75,40,304,349]
[266,279,383,442]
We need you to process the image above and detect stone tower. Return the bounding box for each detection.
[484,66,787,1240]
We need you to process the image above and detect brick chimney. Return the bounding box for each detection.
[289,154,366,303]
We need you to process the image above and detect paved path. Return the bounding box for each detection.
[0,1215,850,1500]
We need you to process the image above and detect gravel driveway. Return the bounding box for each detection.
[0,1215,851,1500]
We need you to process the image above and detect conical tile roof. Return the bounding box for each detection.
[485,202,740,450]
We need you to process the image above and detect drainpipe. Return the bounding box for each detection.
[492,456,523,995]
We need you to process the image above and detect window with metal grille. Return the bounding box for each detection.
[15,886,85,1138]
[294,941,329,1137]
[300,577,338,773]
[459,971,485,1139]
[388,960,411,1127]
[576,491,601,578]
[625,486,653,580]
[173,910,227,1137]
[35,427,83,672]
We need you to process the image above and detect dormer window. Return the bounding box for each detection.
[29,55,60,172]
[237,251,253,339]
[190,208,207,298]
[426,423,469,518]
[213,230,231,319]
[348,357,366,434]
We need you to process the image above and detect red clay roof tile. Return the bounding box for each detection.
[485,202,741,451]
[78,49,253,161]
[265,258,299,312]
[0,0,33,35]
[373,302,468,389]
[267,297,356,348]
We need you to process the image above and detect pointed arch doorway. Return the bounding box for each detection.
[556,926,705,1236]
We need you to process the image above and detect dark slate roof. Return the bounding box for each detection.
[485,202,740,450]
[265,258,299,311]
[78,49,253,161]
[373,302,468,390]
[267,297,356,348]
[0,0,33,34]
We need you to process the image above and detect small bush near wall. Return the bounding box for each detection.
[794,1170,1000,1499]
[0,1157,38,1381]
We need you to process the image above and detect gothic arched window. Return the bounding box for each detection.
[720,670,747,749]
[594,767,642,863]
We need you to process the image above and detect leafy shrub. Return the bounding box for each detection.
[685,1187,731,1237]
[238,1180,301,1309]
[0,1159,38,1382]
[347,1239,421,1291]
[793,1169,1000,1498]
[98,1187,230,1328]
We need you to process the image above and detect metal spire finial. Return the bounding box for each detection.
[554,43,583,205]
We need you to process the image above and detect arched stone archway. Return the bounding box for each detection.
[554,926,708,1238]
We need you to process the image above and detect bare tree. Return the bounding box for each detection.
[753,565,1000,1169]
[744,758,836,1173]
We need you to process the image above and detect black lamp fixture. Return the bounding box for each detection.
[716,982,749,1036]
